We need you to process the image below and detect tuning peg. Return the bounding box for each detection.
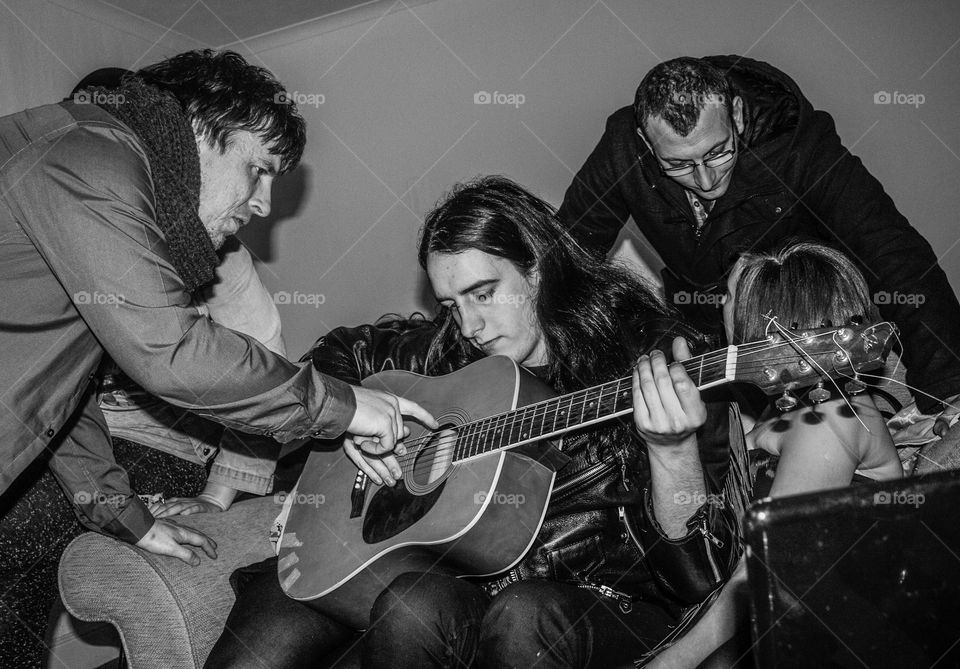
[844,376,867,395]
[808,381,832,404]
[775,391,799,412]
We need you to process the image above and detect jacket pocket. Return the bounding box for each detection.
[546,533,605,583]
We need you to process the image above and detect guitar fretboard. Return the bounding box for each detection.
[452,347,737,461]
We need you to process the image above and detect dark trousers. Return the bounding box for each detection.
[207,566,674,668]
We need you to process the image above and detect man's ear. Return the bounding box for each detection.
[731,96,745,135]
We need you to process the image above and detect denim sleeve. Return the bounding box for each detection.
[10,121,355,442]
[206,430,280,495]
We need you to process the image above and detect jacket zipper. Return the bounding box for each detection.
[619,505,645,558]
[551,458,615,503]
[577,582,634,613]
[699,515,723,583]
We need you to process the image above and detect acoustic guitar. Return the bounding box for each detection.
[278,322,896,628]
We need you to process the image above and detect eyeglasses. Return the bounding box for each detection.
[637,129,738,177]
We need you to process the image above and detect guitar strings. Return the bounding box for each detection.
[388,328,892,468]
[382,326,895,474]
[390,351,885,471]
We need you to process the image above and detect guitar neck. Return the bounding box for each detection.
[452,346,737,462]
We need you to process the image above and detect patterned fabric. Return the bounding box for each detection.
[90,77,218,293]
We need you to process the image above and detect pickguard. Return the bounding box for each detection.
[362,481,446,544]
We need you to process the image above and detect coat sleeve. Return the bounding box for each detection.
[10,123,355,441]
[630,401,740,605]
[799,110,960,412]
[558,109,636,258]
[47,383,155,542]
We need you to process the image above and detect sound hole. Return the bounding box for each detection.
[411,424,458,487]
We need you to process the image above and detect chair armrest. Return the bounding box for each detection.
[58,496,279,669]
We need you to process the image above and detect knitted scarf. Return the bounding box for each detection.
[92,77,218,293]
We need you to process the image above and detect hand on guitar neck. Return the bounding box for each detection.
[345,386,439,487]
[633,337,710,539]
[632,337,707,448]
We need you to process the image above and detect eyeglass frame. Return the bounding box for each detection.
[635,120,740,178]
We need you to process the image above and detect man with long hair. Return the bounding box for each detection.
[207,176,740,668]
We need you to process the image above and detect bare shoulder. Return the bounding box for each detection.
[748,393,894,460]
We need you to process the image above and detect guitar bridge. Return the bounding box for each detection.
[350,470,368,518]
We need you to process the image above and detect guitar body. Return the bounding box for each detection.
[278,356,558,629]
[276,320,897,629]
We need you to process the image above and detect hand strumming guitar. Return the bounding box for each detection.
[343,386,438,486]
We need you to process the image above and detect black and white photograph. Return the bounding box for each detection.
[2,1,960,667]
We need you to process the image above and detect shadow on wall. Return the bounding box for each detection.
[238,164,311,262]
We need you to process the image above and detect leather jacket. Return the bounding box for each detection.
[306,317,740,609]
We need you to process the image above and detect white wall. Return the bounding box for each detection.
[0,0,204,115]
[237,0,960,356]
[5,0,959,357]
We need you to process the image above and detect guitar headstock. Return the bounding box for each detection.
[734,321,898,396]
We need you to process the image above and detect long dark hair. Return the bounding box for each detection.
[417,175,670,395]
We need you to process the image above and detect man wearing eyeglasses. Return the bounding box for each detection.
[559,55,960,422]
